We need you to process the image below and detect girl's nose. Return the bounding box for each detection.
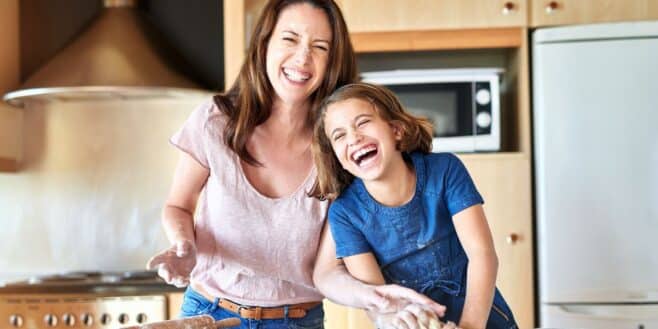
[347,131,362,146]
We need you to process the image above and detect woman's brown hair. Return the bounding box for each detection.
[309,82,434,200]
[214,0,358,165]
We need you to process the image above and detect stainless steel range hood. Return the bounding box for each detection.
[3,0,210,107]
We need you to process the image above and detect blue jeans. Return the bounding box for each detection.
[179,287,325,329]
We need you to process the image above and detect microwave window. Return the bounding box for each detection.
[387,83,473,138]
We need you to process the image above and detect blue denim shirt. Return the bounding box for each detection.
[329,152,518,328]
[329,152,482,292]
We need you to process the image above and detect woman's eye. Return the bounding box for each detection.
[283,37,295,43]
[357,120,370,127]
[314,45,329,51]
[333,134,344,141]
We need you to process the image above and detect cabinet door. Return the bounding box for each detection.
[460,154,534,329]
[337,0,527,32]
[324,301,375,329]
[167,292,184,319]
[531,0,658,27]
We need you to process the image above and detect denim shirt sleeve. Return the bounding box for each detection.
[328,202,372,258]
[442,153,484,216]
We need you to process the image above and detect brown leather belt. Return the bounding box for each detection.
[195,285,321,320]
[217,298,321,320]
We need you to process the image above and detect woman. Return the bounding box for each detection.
[147,1,441,328]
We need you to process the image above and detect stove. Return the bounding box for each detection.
[0,271,180,328]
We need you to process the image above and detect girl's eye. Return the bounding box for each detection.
[314,45,329,51]
[357,120,370,127]
[283,37,296,43]
[333,134,344,142]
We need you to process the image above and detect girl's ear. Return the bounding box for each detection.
[390,121,404,140]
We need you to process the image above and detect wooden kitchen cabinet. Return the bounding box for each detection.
[459,153,534,329]
[336,0,528,32]
[0,0,21,172]
[530,0,658,27]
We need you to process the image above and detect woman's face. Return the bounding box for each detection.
[266,3,332,109]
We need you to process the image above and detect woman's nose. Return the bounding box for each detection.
[294,45,311,64]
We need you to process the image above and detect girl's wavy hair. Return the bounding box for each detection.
[309,83,434,200]
[213,0,357,165]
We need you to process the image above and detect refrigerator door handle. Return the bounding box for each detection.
[555,304,658,321]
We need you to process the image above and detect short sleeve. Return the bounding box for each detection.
[443,154,484,216]
[170,100,213,168]
[327,203,371,259]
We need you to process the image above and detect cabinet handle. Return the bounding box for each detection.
[506,233,519,245]
[502,2,515,15]
[545,1,559,14]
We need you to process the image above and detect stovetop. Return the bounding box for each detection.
[0,271,181,295]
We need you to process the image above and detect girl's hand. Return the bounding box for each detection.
[146,240,197,287]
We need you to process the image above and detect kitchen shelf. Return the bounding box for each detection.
[457,151,529,161]
[351,27,523,53]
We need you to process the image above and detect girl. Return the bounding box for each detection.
[311,83,518,329]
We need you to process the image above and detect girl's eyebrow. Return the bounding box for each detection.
[329,113,373,137]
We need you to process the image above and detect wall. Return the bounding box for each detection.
[0,97,208,283]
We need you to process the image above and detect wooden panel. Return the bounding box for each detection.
[0,0,21,172]
[508,28,532,155]
[352,28,523,53]
[223,0,268,90]
[337,0,527,32]
[459,154,534,329]
[324,300,349,329]
[223,0,246,90]
[325,301,375,329]
[167,292,184,319]
[531,0,658,27]
[0,0,19,92]
[347,307,375,329]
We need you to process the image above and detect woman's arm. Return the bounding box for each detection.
[453,204,499,329]
[313,223,445,329]
[162,152,209,244]
[313,223,387,309]
[147,152,209,286]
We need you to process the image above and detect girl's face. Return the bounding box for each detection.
[324,98,403,181]
[266,3,332,109]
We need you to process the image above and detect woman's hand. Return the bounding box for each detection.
[372,284,446,316]
[374,303,460,329]
[146,240,197,287]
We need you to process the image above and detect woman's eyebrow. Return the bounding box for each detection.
[282,30,299,36]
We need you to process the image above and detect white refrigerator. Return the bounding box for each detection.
[533,21,658,328]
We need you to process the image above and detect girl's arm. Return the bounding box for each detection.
[453,204,499,329]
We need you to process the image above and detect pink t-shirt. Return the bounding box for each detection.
[170,99,328,306]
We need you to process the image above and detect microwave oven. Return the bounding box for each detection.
[360,68,502,153]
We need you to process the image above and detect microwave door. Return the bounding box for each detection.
[387,83,476,152]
